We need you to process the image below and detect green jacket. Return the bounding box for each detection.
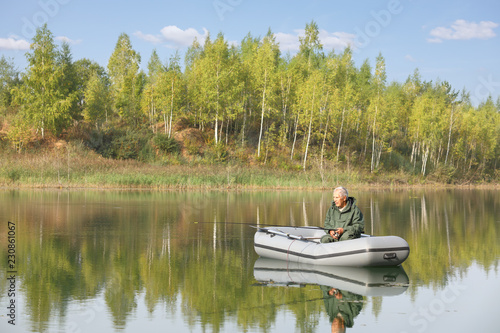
[320,286,364,327]
[324,197,364,240]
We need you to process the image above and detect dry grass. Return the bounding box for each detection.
[1,141,497,190]
[0,142,332,189]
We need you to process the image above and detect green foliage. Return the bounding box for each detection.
[0,55,19,109]
[107,33,142,123]
[3,24,499,183]
[428,164,458,184]
[86,128,115,157]
[6,114,32,153]
[82,70,110,128]
[185,136,202,156]
[86,128,152,160]
[153,134,179,154]
[206,141,228,162]
[12,24,77,138]
[7,168,22,182]
[381,150,413,173]
[58,42,79,119]
[112,131,145,160]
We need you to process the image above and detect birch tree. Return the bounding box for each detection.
[83,71,110,129]
[333,47,356,162]
[295,20,324,169]
[12,24,74,138]
[238,33,260,146]
[193,33,235,144]
[141,50,164,132]
[370,53,386,172]
[184,37,204,129]
[108,33,141,124]
[161,53,184,138]
[254,30,279,157]
[300,69,325,170]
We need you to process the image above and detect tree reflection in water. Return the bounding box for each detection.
[0,189,497,332]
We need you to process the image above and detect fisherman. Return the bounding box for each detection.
[320,286,363,332]
[321,186,364,243]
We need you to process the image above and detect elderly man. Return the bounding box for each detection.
[321,187,365,243]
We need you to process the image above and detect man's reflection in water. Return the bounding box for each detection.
[320,286,364,332]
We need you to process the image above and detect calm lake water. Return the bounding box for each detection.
[0,189,498,333]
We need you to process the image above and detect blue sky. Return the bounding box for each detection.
[1,0,499,105]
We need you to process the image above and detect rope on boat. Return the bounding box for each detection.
[286,239,297,281]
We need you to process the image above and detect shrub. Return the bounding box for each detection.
[86,128,116,158]
[205,142,228,163]
[153,134,180,154]
[86,128,152,160]
[7,168,21,182]
[113,131,150,160]
[185,137,202,156]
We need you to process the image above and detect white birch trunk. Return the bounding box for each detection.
[291,114,298,160]
[257,70,267,157]
[337,107,345,162]
[445,105,454,165]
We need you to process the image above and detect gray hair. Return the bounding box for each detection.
[333,186,348,198]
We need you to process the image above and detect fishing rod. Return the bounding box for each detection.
[193,221,266,226]
[193,221,327,230]
[203,293,365,315]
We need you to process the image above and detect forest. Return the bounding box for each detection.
[0,22,499,186]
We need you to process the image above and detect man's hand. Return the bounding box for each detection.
[328,288,343,299]
[329,228,344,239]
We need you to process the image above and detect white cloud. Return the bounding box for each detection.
[0,36,30,51]
[428,19,498,43]
[405,54,416,62]
[136,26,355,53]
[274,31,301,52]
[134,31,162,44]
[135,26,208,48]
[427,37,442,44]
[55,36,82,45]
[275,29,355,53]
[318,30,356,50]
[160,26,208,47]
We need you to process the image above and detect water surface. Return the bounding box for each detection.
[0,189,498,332]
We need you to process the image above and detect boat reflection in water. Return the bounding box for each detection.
[253,258,409,331]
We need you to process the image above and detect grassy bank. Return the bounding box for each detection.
[1,141,497,190]
[0,146,354,189]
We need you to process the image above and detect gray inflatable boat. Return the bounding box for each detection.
[254,226,410,266]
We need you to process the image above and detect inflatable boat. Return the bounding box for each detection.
[253,258,409,296]
[253,226,409,267]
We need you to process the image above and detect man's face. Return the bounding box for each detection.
[333,192,347,208]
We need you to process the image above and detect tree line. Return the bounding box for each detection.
[0,22,498,181]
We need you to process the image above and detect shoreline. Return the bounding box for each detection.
[1,182,498,191]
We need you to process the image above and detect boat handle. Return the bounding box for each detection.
[383,253,397,259]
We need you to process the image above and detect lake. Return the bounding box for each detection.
[0,188,498,333]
